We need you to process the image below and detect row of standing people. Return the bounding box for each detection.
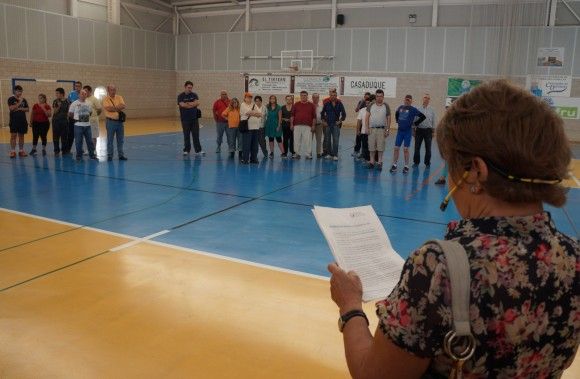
[211,88,348,163]
[7,81,127,161]
[177,82,439,171]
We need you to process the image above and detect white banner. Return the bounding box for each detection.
[294,76,340,94]
[537,47,564,67]
[526,75,572,97]
[541,97,580,120]
[247,75,291,94]
[343,77,397,98]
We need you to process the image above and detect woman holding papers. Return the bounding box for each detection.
[328,80,578,379]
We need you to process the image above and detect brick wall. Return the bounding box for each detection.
[0,58,177,126]
[177,71,580,142]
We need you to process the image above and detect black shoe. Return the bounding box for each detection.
[238,151,243,159]
[412,163,419,168]
[119,156,128,161]
[403,166,409,174]
[425,163,430,168]
[389,165,397,173]
[250,159,259,164]
[107,156,113,161]
[229,152,235,159]
[90,156,99,161]
[240,160,248,164]
[281,153,287,159]
[29,149,37,156]
[269,152,274,158]
[376,163,383,171]
[367,163,374,169]
[317,154,322,158]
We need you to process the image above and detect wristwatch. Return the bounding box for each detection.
[338,309,369,332]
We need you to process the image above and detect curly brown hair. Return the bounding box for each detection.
[437,79,570,207]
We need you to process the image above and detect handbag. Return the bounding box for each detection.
[422,240,476,379]
[239,104,255,134]
[108,97,126,122]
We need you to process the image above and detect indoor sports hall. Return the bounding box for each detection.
[0,0,579,378]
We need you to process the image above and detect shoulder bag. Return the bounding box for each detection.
[109,97,126,123]
[422,240,476,379]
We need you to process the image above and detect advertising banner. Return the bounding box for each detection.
[343,76,397,98]
[294,76,340,94]
[537,47,564,67]
[446,77,483,107]
[247,75,291,94]
[541,97,580,120]
[526,75,572,97]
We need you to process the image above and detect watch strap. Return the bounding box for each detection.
[340,309,369,332]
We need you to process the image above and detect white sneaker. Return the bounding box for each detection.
[333,156,339,161]
[183,151,189,156]
[196,151,206,156]
[324,155,332,160]
[305,154,312,159]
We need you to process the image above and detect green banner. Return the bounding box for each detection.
[447,78,483,97]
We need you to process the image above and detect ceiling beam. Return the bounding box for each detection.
[121,1,172,16]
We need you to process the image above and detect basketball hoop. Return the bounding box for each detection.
[288,64,299,72]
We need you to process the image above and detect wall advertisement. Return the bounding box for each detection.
[343,76,397,98]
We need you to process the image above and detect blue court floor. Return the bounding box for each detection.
[1,123,579,277]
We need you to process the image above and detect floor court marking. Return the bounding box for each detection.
[109,230,171,252]
[0,208,329,293]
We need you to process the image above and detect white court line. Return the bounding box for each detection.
[110,230,170,252]
[146,239,329,281]
[0,208,330,281]
[0,207,138,241]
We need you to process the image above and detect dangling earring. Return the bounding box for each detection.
[470,185,479,194]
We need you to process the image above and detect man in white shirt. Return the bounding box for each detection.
[83,85,102,155]
[356,94,374,163]
[365,89,391,170]
[68,89,97,161]
[413,93,437,167]
[311,93,324,158]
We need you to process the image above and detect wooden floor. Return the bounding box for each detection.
[0,210,360,378]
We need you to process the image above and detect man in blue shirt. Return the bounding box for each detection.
[64,81,82,154]
[178,80,203,156]
[321,89,346,160]
[389,94,425,174]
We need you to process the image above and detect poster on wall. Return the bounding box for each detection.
[446,77,483,107]
[541,97,580,120]
[525,75,572,97]
[537,47,564,67]
[246,75,291,94]
[294,76,340,94]
[343,77,397,98]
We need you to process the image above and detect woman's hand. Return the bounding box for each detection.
[328,262,363,313]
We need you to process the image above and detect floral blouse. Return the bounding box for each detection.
[376,212,579,378]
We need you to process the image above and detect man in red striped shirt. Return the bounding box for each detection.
[212,90,230,154]
[291,91,316,159]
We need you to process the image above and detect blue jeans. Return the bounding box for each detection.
[106,119,125,158]
[216,121,228,149]
[324,124,341,157]
[74,124,95,158]
[226,127,241,153]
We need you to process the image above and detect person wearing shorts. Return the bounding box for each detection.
[8,85,29,158]
[365,90,391,170]
[389,95,425,174]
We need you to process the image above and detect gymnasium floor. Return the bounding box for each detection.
[1,118,579,378]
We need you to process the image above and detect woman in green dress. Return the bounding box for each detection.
[264,95,284,158]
